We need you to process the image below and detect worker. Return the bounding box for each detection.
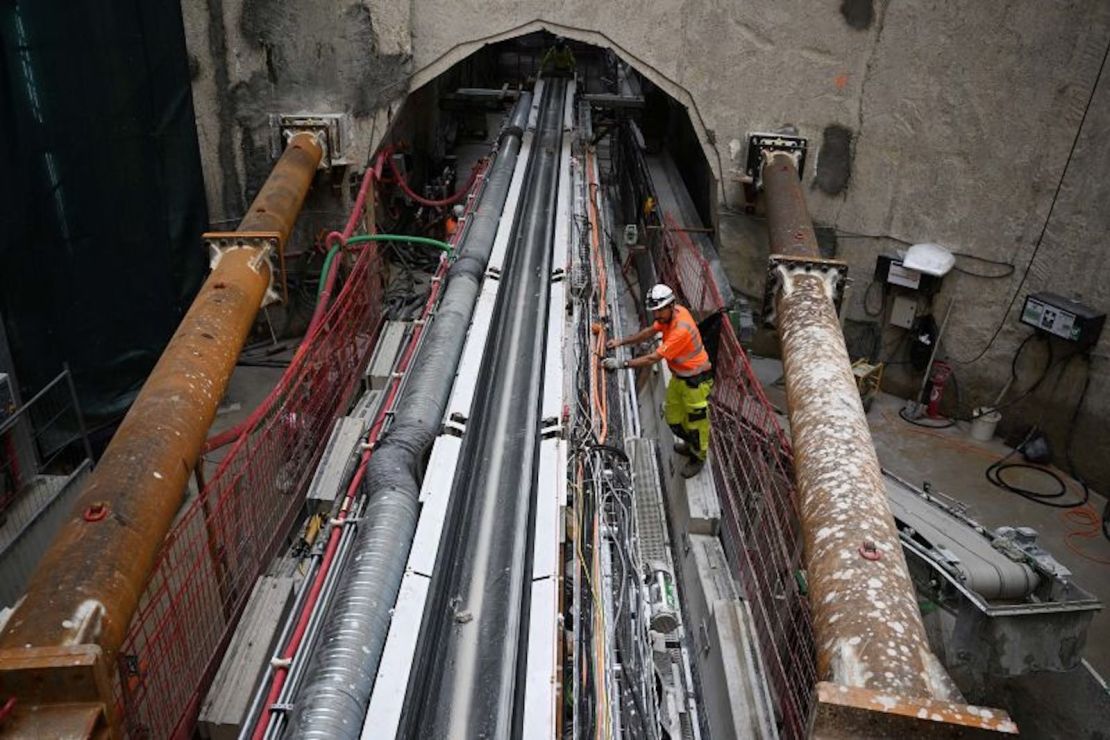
[603,284,713,477]
[539,36,576,77]
[444,203,464,239]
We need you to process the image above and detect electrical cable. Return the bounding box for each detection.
[953,34,1110,365]
[986,334,1052,412]
[344,232,454,256]
[862,281,884,317]
[315,244,342,297]
[984,356,1102,537]
[836,234,1016,280]
[985,432,1085,509]
[1062,505,1110,563]
[591,443,629,462]
[897,409,955,429]
[984,332,1088,415]
[950,252,1016,279]
[898,332,1080,450]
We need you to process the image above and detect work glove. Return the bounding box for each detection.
[602,357,623,371]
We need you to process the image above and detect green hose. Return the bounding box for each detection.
[316,244,342,297]
[345,233,454,257]
[317,233,453,297]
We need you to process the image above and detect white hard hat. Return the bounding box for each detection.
[645,284,676,311]
[452,204,465,217]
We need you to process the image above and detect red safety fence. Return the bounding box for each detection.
[653,213,817,739]
[112,244,385,739]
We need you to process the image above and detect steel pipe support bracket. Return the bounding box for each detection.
[272,118,336,169]
[0,645,114,738]
[203,231,281,306]
[745,132,808,188]
[811,682,1017,738]
[763,254,848,326]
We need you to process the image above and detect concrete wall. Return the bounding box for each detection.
[183,0,1110,491]
[181,0,411,221]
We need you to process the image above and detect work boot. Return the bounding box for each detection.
[673,440,694,458]
[681,458,705,479]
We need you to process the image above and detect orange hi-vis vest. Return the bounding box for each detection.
[653,304,711,377]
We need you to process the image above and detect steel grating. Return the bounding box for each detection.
[629,438,668,563]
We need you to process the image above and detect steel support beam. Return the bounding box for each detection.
[0,132,323,738]
[762,150,1015,735]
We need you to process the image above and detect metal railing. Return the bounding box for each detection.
[0,366,93,606]
[111,244,385,738]
[652,215,817,739]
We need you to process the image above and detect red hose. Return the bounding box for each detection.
[0,697,15,726]
[386,152,481,208]
[324,146,392,252]
[206,148,391,454]
[250,494,350,740]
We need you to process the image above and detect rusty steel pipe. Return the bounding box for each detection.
[763,152,821,259]
[765,150,1014,733]
[765,151,957,699]
[0,132,322,736]
[764,154,1016,733]
[776,274,957,699]
[238,132,323,246]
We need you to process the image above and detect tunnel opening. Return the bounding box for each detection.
[379,31,717,243]
[366,30,728,335]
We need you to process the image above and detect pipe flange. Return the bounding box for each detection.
[745,132,808,189]
[203,231,283,306]
[763,254,848,327]
[272,114,343,169]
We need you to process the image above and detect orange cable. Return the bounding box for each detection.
[878,412,1110,565]
[1062,505,1110,565]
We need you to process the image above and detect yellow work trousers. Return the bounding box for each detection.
[664,375,713,461]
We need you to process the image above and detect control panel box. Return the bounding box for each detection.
[873,254,942,295]
[1020,292,1104,348]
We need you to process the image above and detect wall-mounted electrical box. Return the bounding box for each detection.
[890,295,918,329]
[1020,292,1105,348]
[873,254,943,295]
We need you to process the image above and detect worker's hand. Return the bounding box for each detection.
[601,357,623,372]
[605,338,621,350]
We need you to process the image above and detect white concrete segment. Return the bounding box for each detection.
[541,281,567,424]
[445,284,498,422]
[362,571,431,740]
[532,437,566,581]
[409,434,463,573]
[521,574,559,738]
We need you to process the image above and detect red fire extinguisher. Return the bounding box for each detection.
[926,360,952,418]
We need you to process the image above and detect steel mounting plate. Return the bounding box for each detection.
[745,132,808,182]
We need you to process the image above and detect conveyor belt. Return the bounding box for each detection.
[885,475,1039,600]
[400,78,567,739]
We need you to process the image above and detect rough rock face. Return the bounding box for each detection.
[183,0,1110,491]
[183,0,412,216]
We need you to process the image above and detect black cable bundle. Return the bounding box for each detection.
[984,354,1107,541]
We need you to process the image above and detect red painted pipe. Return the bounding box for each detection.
[386,149,482,208]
